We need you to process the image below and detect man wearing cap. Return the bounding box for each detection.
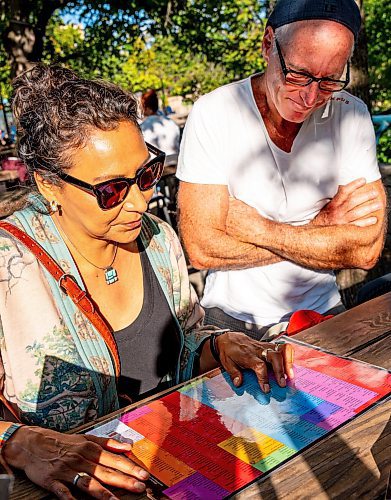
[177,0,387,338]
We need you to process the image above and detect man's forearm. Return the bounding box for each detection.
[225,184,386,271]
[248,218,384,270]
[183,209,384,272]
[179,180,385,272]
[181,226,283,270]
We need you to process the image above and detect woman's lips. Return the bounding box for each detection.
[117,219,142,230]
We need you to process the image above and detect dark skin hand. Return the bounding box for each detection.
[213,333,295,393]
[2,426,150,499]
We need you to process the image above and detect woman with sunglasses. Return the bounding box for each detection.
[0,64,294,499]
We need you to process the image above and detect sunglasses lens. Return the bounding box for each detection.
[138,161,164,191]
[96,180,129,209]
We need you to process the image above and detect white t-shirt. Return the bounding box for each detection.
[140,114,180,155]
[177,76,380,326]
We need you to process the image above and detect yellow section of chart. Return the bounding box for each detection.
[131,438,194,486]
[218,428,284,465]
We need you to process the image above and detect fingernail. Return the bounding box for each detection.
[263,383,270,393]
[134,481,146,492]
[138,470,149,480]
[233,377,240,386]
[280,377,286,387]
[289,368,295,378]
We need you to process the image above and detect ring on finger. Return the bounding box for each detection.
[260,348,276,362]
[73,471,90,486]
[274,341,285,352]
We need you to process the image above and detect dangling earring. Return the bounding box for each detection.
[50,200,58,212]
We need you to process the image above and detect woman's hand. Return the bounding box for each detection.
[215,332,294,392]
[2,425,149,499]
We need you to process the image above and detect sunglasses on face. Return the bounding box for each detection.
[55,142,165,210]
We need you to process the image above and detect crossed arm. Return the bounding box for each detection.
[178,177,387,271]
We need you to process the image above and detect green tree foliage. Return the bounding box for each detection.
[365,0,391,163]
[111,35,232,101]
[151,0,267,79]
[1,0,267,98]
[365,0,391,112]
[48,0,267,98]
[376,130,390,165]
[43,17,234,101]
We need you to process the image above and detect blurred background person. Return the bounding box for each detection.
[140,89,180,156]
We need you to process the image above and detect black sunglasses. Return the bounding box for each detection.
[275,38,350,92]
[55,142,165,210]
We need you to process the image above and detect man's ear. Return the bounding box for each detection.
[34,171,59,205]
[262,26,274,63]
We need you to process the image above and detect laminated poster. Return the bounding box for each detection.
[85,337,391,499]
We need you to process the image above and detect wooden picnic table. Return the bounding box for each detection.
[8,292,391,499]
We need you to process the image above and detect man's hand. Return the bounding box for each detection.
[312,178,382,227]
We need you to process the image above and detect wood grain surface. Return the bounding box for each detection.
[294,292,391,356]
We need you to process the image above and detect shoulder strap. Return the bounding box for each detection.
[0,221,120,378]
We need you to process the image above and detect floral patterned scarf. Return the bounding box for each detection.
[0,195,209,431]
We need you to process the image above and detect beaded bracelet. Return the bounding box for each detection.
[0,423,24,452]
[210,329,230,363]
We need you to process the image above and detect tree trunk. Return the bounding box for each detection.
[3,0,36,78]
[3,20,36,78]
[349,0,371,111]
[3,0,70,79]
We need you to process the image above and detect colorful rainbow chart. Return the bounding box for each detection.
[87,339,391,499]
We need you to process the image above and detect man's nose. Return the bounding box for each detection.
[299,82,320,108]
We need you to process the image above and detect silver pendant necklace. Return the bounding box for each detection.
[55,218,119,285]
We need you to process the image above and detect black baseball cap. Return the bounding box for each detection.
[267,0,361,40]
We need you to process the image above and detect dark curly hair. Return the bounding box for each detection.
[12,64,140,187]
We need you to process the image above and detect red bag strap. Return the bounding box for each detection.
[0,221,120,378]
[0,392,21,422]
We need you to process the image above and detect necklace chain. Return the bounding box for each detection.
[54,218,118,271]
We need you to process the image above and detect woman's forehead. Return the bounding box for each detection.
[70,122,148,179]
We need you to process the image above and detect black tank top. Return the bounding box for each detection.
[114,242,180,405]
